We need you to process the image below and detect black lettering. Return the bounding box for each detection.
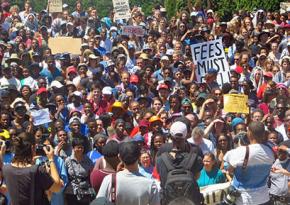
[200,44,207,60]
[213,58,221,72]
[197,61,207,76]
[193,46,200,61]
[215,41,222,56]
[208,43,215,58]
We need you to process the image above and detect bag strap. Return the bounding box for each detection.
[242,146,249,170]
[111,173,117,203]
[161,153,175,171]
[184,149,197,170]
[69,159,81,184]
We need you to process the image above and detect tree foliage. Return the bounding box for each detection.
[9,0,283,20]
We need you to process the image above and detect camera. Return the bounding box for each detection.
[220,186,241,205]
[233,132,249,147]
[35,144,50,156]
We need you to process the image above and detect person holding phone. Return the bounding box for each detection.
[2,132,62,205]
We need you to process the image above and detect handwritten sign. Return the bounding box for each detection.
[280,2,290,13]
[113,0,131,20]
[223,94,249,114]
[48,0,63,13]
[191,39,230,86]
[31,108,52,126]
[48,37,82,55]
[122,26,145,37]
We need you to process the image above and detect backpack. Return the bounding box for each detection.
[160,150,203,205]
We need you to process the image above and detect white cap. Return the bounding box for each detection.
[110,26,118,32]
[72,91,82,98]
[102,86,112,95]
[207,9,214,14]
[69,116,81,124]
[63,3,69,8]
[190,11,198,16]
[170,121,187,139]
[161,55,169,61]
[51,80,63,88]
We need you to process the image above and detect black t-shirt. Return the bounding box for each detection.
[3,164,53,205]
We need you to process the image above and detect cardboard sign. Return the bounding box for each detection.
[113,0,131,20]
[201,182,231,205]
[48,0,63,13]
[48,37,82,55]
[191,39,230,85]
[122,26,145,36]
[280,2,290,14]
[223,94,249,114]
[31,108,52,126]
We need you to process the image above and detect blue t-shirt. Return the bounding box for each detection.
[87,150,102,164]
[197,167,225,187]
[40,67,62,83]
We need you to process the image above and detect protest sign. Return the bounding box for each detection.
[280,2,290,13]
[201,182,231,205]
[190,39,230,85]
[122,26,145,37]
[223,94,249,114]
[48,37,82,55]
[113,0,131,20]
[48,0,63,13]
[31,108,52,126]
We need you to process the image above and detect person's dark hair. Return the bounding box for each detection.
[203,152,217,169]
[248,121,266,143]
[12,132,35,164]
[71,137,85,148]
[119,141,140,165]
[221,83,232,94]
[251,108,264,119]
[20,85,32,95]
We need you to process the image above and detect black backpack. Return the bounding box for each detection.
[160,150,203,205]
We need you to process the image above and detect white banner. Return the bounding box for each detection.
[113,0,131,20]
[191,39,230,85]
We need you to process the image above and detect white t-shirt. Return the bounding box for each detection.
[187,137,215,154]
[224,144,275,205]
[97,170,160,205]
[0,77,21,90]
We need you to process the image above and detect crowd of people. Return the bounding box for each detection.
[0,0,289,205]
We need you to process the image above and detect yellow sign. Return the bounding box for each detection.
[223,94,249,114]
[48,37,82,55]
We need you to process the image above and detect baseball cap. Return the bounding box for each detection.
[36,87,48,95]
[130,75,139,83]
[231,117,245,129]
[102,86,112,95]
[149,116,162,123]
[119,141,140,165]
[157,84,169,91]
[161,56,169,61]
[72,91,83,98]
[69,116,81,125]
[50,80,63,89]
[67,66,77,75]
[170,121,187,139]
[208,68,218,74]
